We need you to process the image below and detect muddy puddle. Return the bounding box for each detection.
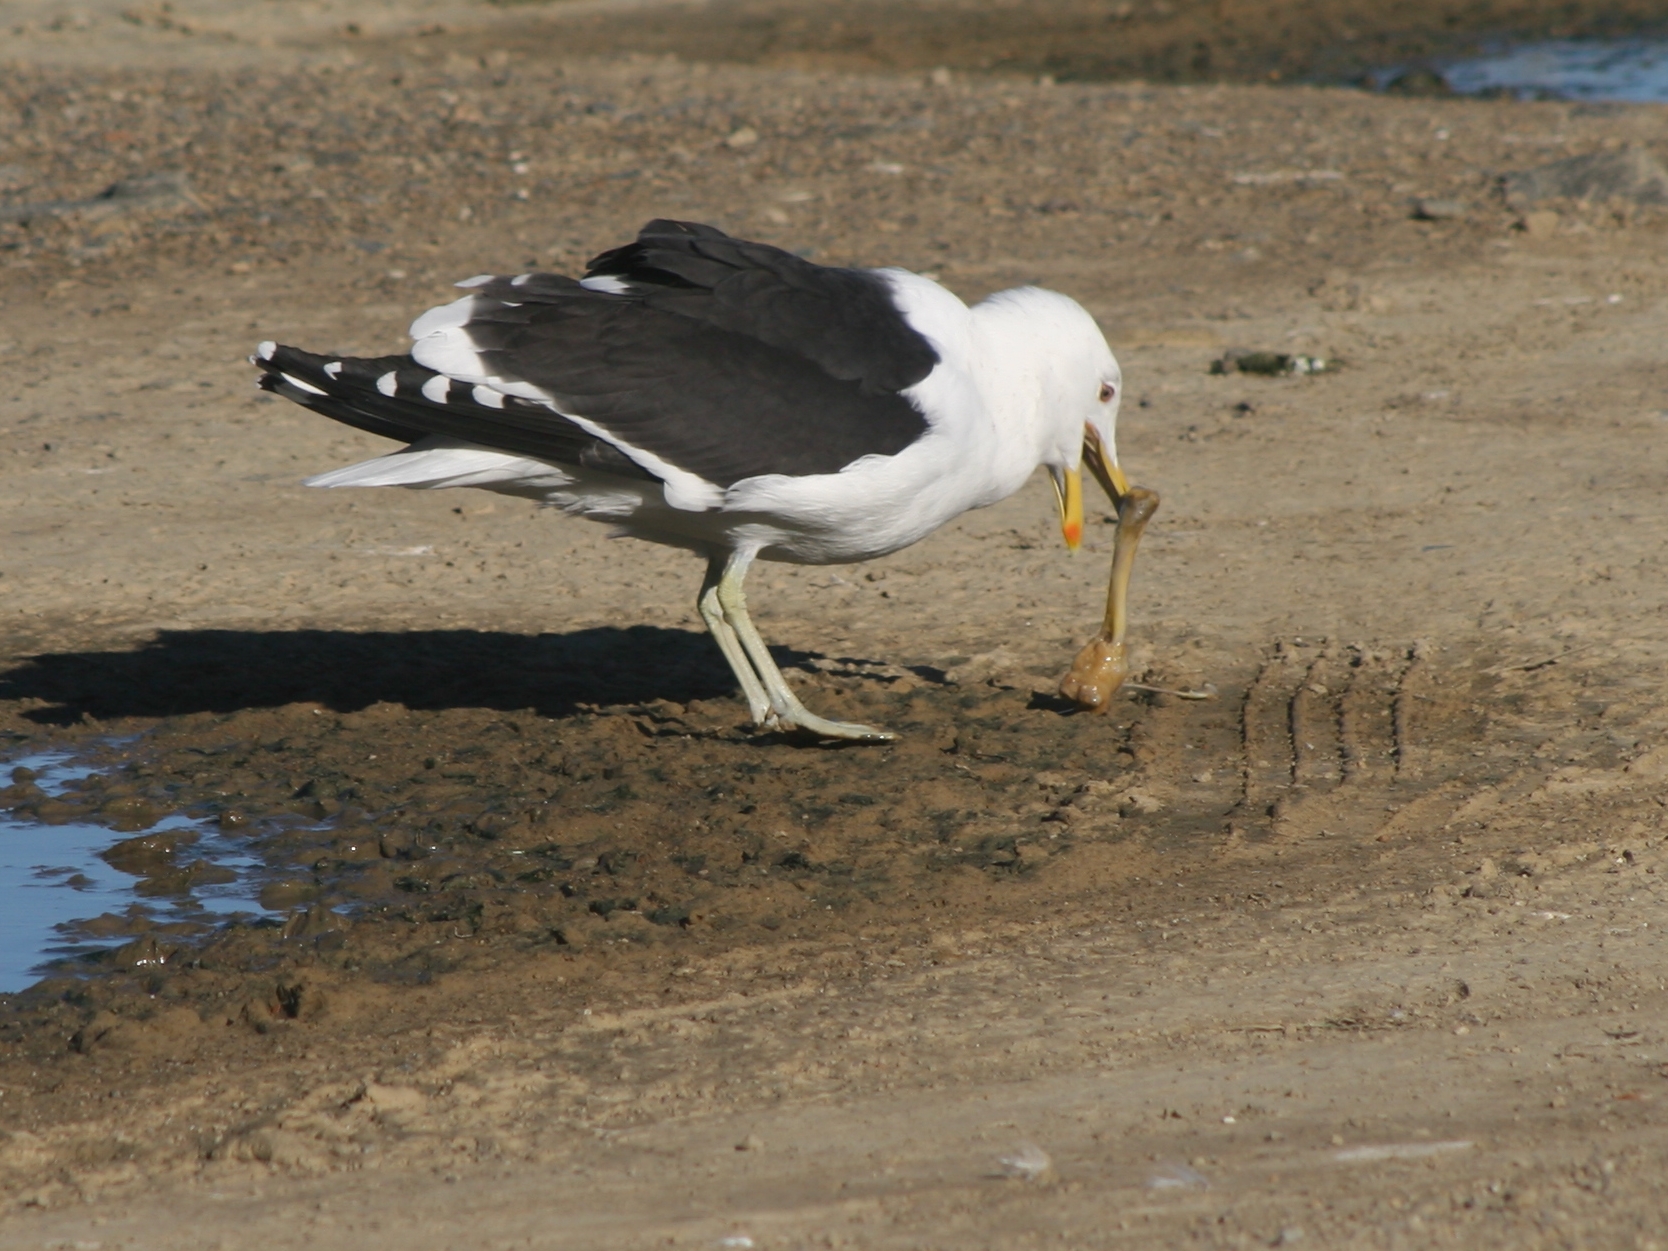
[6,658,1180,992]
[0,746,276,992]
[0,626,1512,1031]
[457,0,1667,91]
[1437,38,1668,102]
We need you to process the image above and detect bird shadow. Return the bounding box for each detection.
[0,626,770,726]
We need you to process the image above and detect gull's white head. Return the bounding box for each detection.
[972,286,1127,549]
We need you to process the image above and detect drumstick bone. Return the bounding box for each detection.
[1059,486,1160,712]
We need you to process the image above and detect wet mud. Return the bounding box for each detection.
[0,631,1518,1040]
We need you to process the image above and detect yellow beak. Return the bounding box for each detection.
[1083,425,1129,504]
[1053,466,1084,550]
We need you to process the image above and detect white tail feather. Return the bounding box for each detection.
[304,437,575,492]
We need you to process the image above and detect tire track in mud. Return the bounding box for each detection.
[1226,638,1483,852]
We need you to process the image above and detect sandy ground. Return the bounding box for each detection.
[3,1,1668,1246]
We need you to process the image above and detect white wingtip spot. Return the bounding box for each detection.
[256,340,277,361]
[376,371,398,396]
[471,384,506,409]
[282,372,328,396]
[579,274,631,295]
[510,273,532,287]
[323,361,343,379]
[456,274,495,288]
[421,374,451,404]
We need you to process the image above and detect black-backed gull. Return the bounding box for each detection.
[253,219,1138,741]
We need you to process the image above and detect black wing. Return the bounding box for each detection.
[260,220,940,490]
[442,222,938,487]
[584,219,938,395]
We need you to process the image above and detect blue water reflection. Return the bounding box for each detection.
[0,751,273,993]
[1442,39,1668,102]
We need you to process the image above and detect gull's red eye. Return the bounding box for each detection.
[1098,382,1115,403]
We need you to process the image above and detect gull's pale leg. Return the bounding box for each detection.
[698,554,773,725]
[714,553,896,743]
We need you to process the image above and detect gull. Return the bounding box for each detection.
[252,219,1134,741]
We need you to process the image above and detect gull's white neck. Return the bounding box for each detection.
[964,289,1090,494]
[871,272,1111,531]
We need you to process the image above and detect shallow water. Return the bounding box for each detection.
[0,750,273,993]
[1441,39,1668,102]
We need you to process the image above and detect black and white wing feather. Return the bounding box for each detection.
[255,220,941,502]
[252,344,653,481]
[417,220,939,487]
